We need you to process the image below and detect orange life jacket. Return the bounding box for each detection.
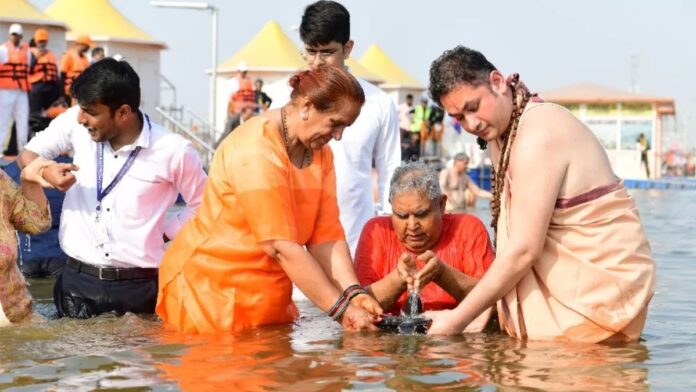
[28,48,59,84]
[0,41,30,91]
[62,49,89,96]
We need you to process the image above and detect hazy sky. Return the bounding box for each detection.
[31,0,696,147]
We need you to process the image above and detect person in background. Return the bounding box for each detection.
[637,133,650,178]
[19,58,207,319]
[425,46,655,342]
[254,78,272,112]
[0,24,31,153]
[60,35,92,104]
[355,161,494,332]
[156,66,382,333]
[28,29,60,122]
[91,47,105,64]
[297,0,401,255]
[230,67,255,110]
[216,105,255,148]
[398,93,415,158]
[410,96,430,157]
[439,152,491,211]
[428,104,445,157]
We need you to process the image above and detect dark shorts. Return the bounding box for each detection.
[54,260,158,319]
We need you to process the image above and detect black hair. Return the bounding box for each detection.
[406,93,413,99]
[428,46,497,106]
[91,46,104,56]
[71,58,140,115]
[300,0,350,46]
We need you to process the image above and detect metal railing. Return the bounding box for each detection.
[155,106,215,168]
[186,108,218,144]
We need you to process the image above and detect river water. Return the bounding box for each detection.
[0,189,694,391]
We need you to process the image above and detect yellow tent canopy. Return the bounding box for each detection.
[0,0,64,26]
[45,0,163,46]
[218,20,386,83]
[346,58,384,84]
[359,44,424,89]
[218,20,305,73]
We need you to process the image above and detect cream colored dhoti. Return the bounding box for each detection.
[496,179,656,342]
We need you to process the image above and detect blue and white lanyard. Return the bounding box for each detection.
[94,114,150,221]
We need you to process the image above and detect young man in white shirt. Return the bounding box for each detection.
[298,0,401,256]
[18,58,207,318]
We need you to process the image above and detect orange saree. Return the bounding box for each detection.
[156,117,344,333]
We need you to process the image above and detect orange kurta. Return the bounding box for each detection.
[156,117,345,334]
[496,178,656,342]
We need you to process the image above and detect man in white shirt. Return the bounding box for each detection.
[18,58,207,318]
[298,0,401,256]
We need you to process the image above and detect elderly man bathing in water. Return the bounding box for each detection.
[355,161,495,332]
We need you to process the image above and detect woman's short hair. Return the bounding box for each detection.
[389,161,441,203]
[289,66,365,111]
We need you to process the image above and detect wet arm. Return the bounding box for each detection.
[433,263,478,302]
[364,269,407,311]
[430,119,567,334]
[467,180,492,199]
[261,240,341,312]
[307,240,362,292]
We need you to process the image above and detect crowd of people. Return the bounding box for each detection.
[0,23,109,158]
[0,1,655,343]
[397,93,446,161]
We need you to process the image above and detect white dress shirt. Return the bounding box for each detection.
[271,76,401,255]
[25,106,207,268]
[331,78,401,255]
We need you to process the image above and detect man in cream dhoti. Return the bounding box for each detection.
[424,46,655,342]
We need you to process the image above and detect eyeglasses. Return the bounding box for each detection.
[302,47,342,60]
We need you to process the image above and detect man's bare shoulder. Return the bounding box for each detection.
[521,102,580,126]
[517,102,588,142]
[508,103,581,171]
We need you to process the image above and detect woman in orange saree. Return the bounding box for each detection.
[157,66,382,334]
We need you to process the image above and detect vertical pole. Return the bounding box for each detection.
[210,6,218,144]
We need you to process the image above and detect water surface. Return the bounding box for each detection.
[1,190,694,391]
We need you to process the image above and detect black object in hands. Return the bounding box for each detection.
[377,290,430,334]
[405,290,423,317]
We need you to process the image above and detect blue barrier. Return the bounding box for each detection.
[469,165,492,191]
[465,172,696,192]
[623,178,696,190]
